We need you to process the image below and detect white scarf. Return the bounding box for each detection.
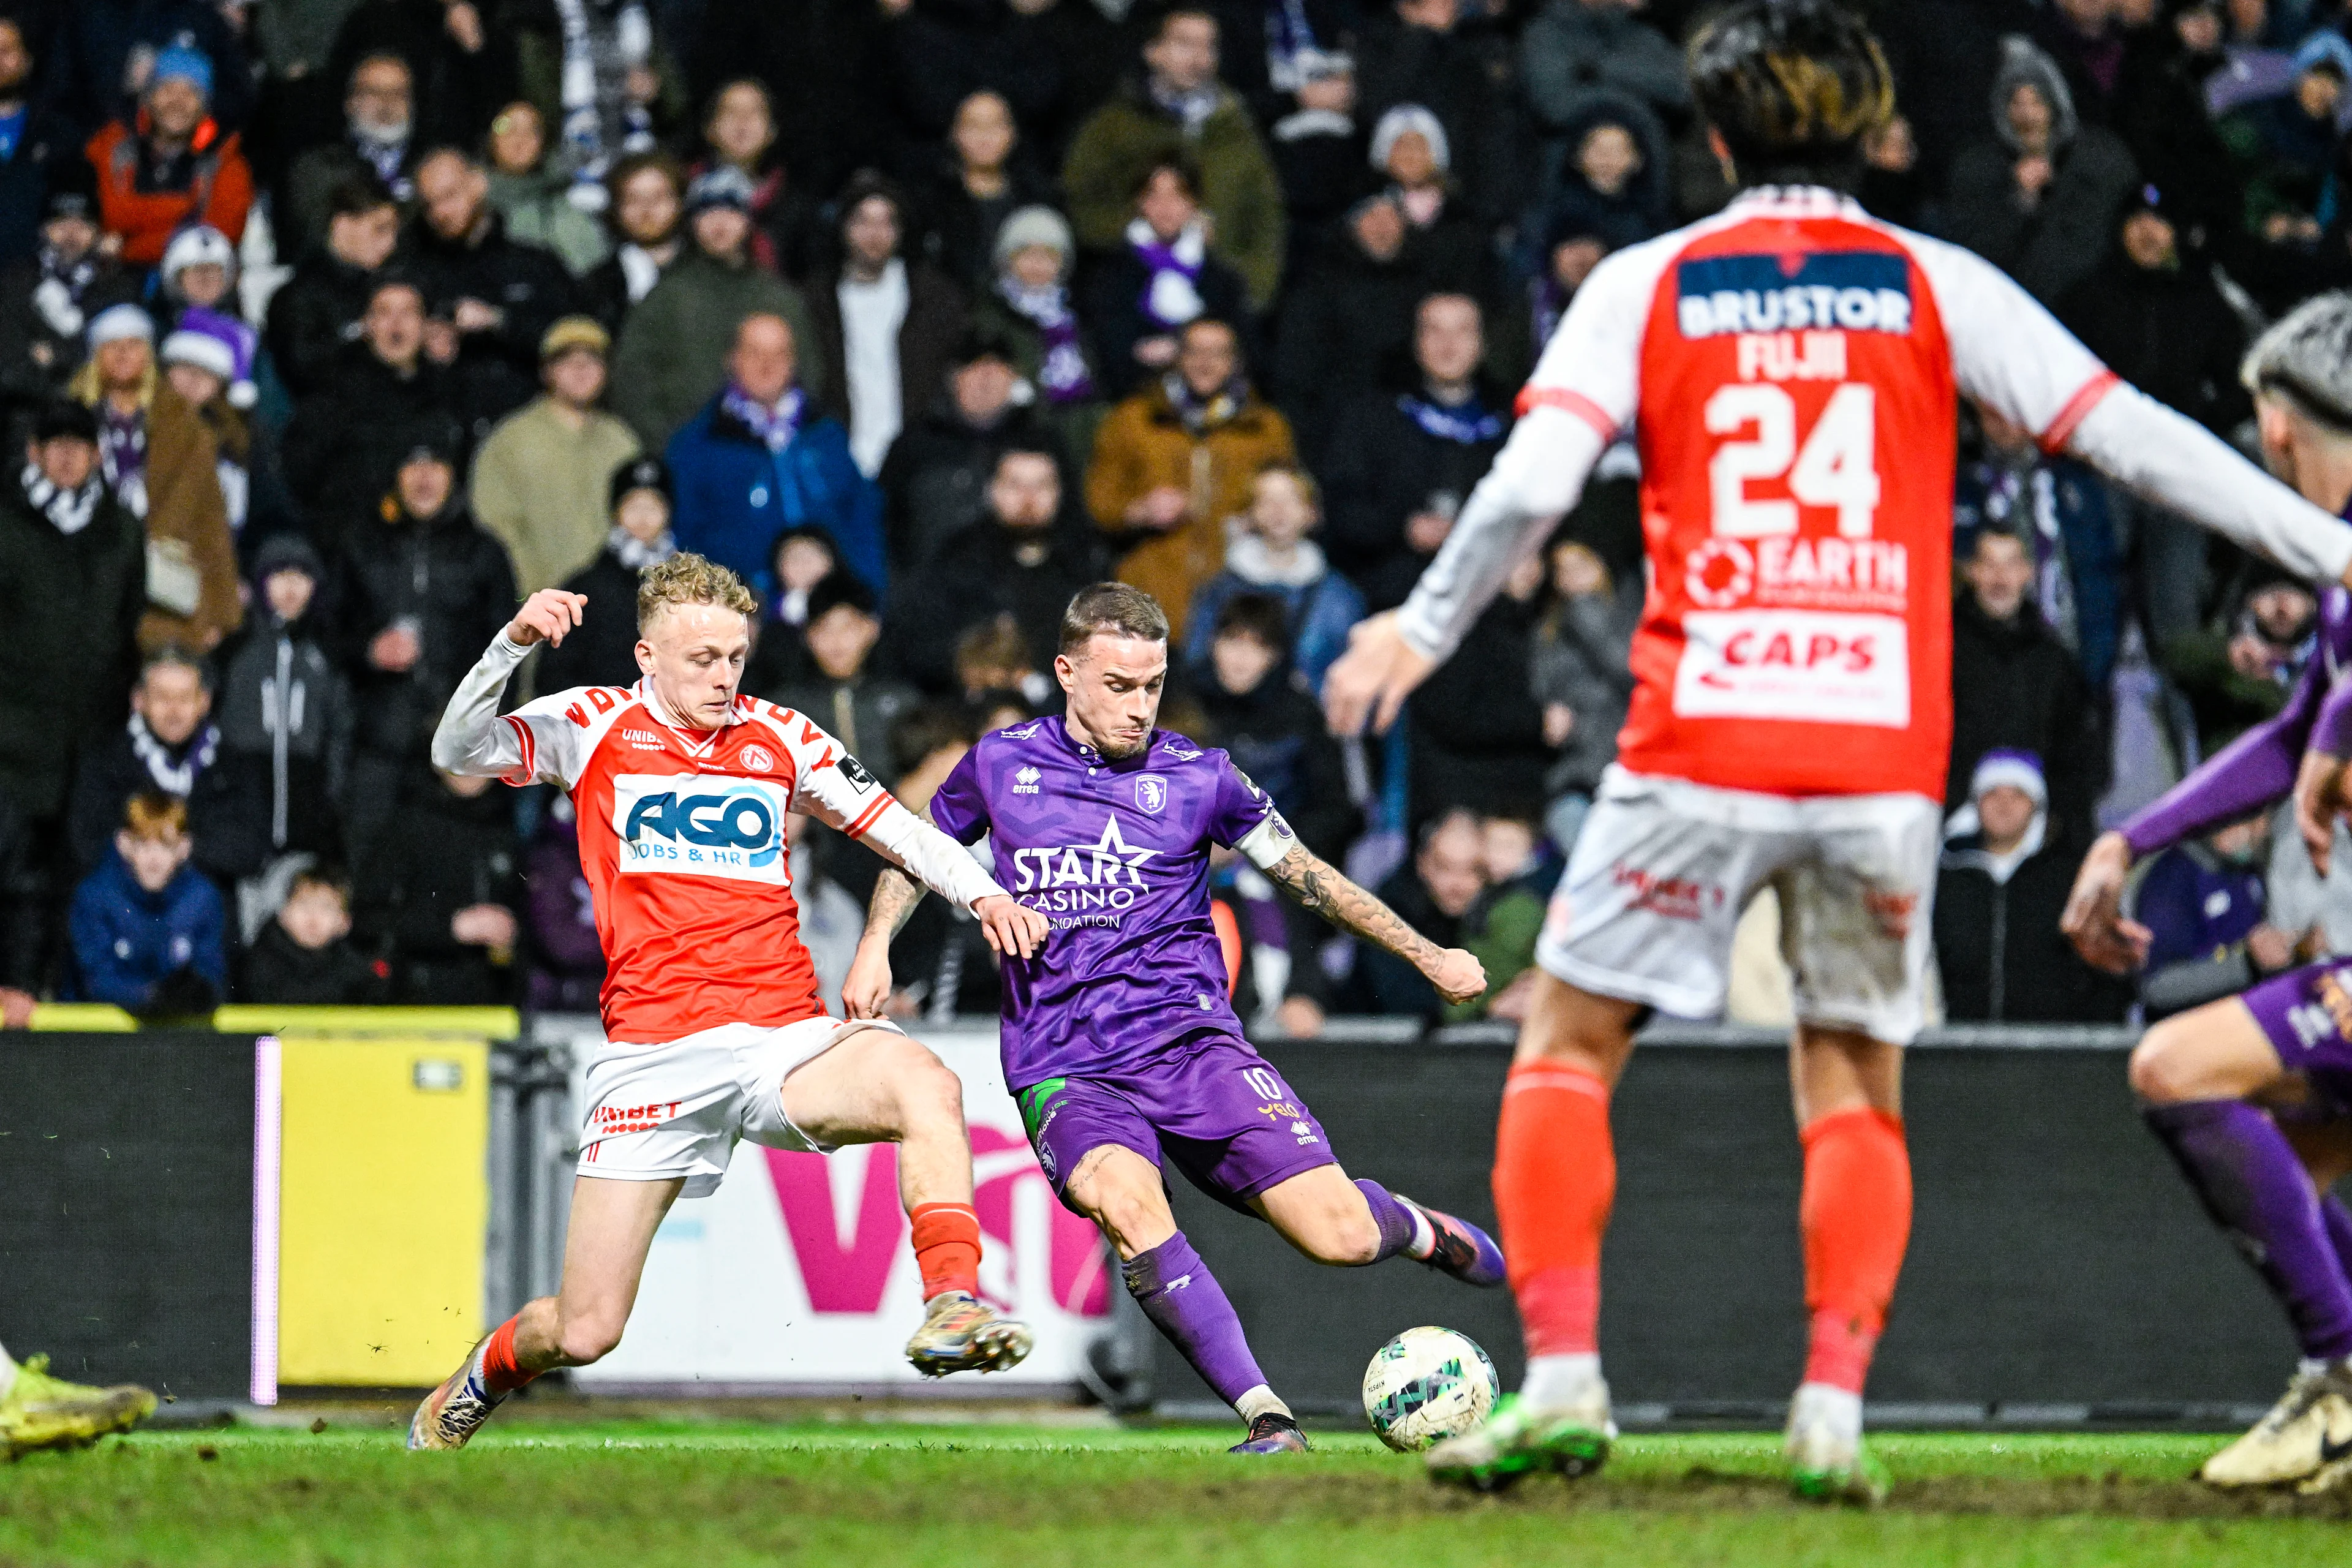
[21,462,100,535]
[130,712,218,796]
[609,523,674,570]
[1226,532,1327,588]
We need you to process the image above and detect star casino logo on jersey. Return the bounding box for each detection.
[1675,252,1912,341]
[610,773,791,884]
[1006,816,1158,928]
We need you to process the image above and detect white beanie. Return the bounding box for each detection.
[160,224,237,283]
[160,329,236,383]
[1370,104,1450,176]
[1968,748,2048,807]
[86,303,154,348]
[993,205,1076,274]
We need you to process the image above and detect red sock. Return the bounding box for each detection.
[1798,1107,1912,1393]
[480,1316,535,1395]
[910,1202,982,1301]
[1493,1061,1615,1358]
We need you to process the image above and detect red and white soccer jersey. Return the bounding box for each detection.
[1512,186,2119,801]
[496,670,921,1042]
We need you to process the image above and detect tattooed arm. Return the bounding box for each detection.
[843,865,924,1020]
[1264,845,1487,1005]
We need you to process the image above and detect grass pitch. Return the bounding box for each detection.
[6,1412,2350,1567]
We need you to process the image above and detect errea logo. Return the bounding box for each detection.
[1013,766,1042,794]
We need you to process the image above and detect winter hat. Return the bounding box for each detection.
[252,532,326,584]
[807,570,879,621]
[86,303,154,348]
[151,42,214,99]
[159,328,234,383]
[2242,291,2352,431]
[2294,29,2352,85]
[1370,104,1450,176]
[31,399,99,445]
[1989,36,2078,153]
[993,205,1075,273]
[609,454,672,510]
[1968,748,2048,808]
[162,309,260,407]
[684,165,755,216]
[42,158,96,224]
[160,225,237,285]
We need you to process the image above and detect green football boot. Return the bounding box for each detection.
[1425,1390,1614,1491]
[1,1355,156,1458]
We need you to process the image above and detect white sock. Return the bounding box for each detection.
[1521,1353,1604,1409]
[1791,1382,1863,1444]
[1235,1384,1291,1423]
[1401,1200,1437,1260]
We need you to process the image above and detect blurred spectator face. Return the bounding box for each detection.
[1415,295,1483,386]
[347,55,412,140]
[952,353,1019,424]
[263,567,317,622]
[545,345,608,408]
[1248,469,1317,548]
[41,209,97,263]
[488,102,545,176]
[808,603,881,680]
[2176,3,2222,53]
[2005,84,2054,151]
[1351,197,1405,262]
[2052,0,2109,31]
[1863,115,1916,173]
[330,201,401,270]
[615,488,671,541]
[176,261,231,309]
[418,153,491,241]
[364,285,426,369]
[1137,168,1199,241]
[278,881,352,949]
[1145,13,1219,94]
[1505,548,1547,601]
[1975,783,2038,849]
[1396,0,1460,31]
[29,433,96,490]
[2301,64,2347,121]
[1550,539,1608,597]
[117,822,192,892]
[1176,320,1238,398]
[396,453,455,518]
[775,532,835,594]
[1550,236,1608,292]
[1975,402,2034,458]
[617,166,684,246]
[0,23,28,99]
[146,75,208,141]
[953,92,1016,175]
[1482,817,1536,883]
[1384,129,1441,190]
[1210,625,1278,694]
[1577,124,1640,196]
[729,314,797,403]
[2209,814,2269,864]
[164,361,224,407]
[1417,814,1486,918]
[844,196,901,270]
[690,202,752,260]
[989,450,1061,531]
[1006,243,1065,288]
[2121,209,2176,270]
[2250,581,2319,642]
[707,81,775,168]
[137,661,210,746]
[96,336,151,391]
[1964,532,2034,621]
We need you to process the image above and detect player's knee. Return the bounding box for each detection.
[1309,1202,1384,1267]
[556,1311,625,1365]
[889,1048,967,1138]
[2129,1019,2203,1105]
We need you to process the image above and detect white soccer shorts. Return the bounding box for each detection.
[577,1016,902,1197]
[1536,765,1943,1045]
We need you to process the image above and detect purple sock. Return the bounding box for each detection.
[1122,1232,1267,1406]
[2144,1101,2352,1360]
[1354,1179,1420,1263]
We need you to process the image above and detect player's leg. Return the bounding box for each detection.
[772,1023,1033,1374]
[2130,986,2352,1488]
[410,1174,680,1450]
[1248,1164,1503,1286]
[0,1335,157,1457]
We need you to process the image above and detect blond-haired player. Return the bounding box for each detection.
[409,555,1049,1449]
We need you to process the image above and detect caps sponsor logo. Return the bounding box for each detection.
[612,772,792,883]
[1136,774,1166,813]
[1671,609,1910,728]
[1676,252,1912,341]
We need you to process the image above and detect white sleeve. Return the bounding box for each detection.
[763,710,1009,913]
[1911,233,2352,584]
[1394,236,1673,663]
[429,633,609,788]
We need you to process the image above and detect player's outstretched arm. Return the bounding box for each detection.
[844,865,928,1020]
[1262,844,1485,1005]
[428,589,584,778]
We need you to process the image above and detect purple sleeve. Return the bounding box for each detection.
[1204,752,1281,850]
[927,745,990,845]
[2120,665,2323,856]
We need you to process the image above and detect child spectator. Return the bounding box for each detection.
[157,226,257,408]
[739,523,839,698]
[1196,593,1352,860]
[1183,463,1364,697]
[0,176,138,419]
[215,535,352,863]
[1453,813,1557,1023]
[240,865,389,1006]
[539,455,677,693]
[763,573,920,786]
[1529,536,1637,854]
[2132,812,2317,1022]
[69,791,226,1014]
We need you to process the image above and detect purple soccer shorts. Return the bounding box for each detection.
[2241,956,2352,1112]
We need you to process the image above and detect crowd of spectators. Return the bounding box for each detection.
[4,0,2352,1031]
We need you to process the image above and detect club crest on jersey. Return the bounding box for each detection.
[1676,252,1911,340]
[739,743,776,773]
[611,773,791,883]
[1136,774,1166,813]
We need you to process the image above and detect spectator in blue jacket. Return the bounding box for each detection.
[69,790,227,1012]
[2131,812,2320,1021]
[665,311,886,598]
[1183,462,1363,697]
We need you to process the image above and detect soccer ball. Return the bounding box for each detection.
[1361,1326,1500,1453]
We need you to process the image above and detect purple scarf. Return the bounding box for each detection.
[721,384,806,452]
[99,402,147,516]
[998,277,1096,404]
[1128,216,1208,331]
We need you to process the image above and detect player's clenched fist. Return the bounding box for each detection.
[507,589,589,648]
[1422,947,1487,1005]
[975,895,1049,961]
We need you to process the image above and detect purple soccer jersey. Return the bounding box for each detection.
[927,718,1297,1088]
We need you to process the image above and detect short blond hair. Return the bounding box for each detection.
[123,790,189,843]
[638,552,757,631]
